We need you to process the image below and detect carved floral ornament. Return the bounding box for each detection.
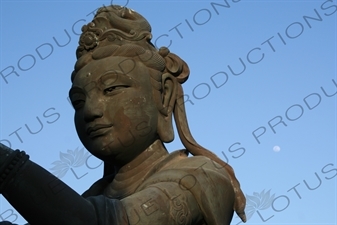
[79,23,100,50]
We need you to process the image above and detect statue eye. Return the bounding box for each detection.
[71,99,85,110]
[104,85,128,94]
[69,92,86,110]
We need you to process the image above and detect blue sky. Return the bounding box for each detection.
[0,0,336,224]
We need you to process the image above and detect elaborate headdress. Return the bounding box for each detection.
[73,5,246,222]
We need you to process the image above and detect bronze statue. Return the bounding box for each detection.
[0,5,246,225]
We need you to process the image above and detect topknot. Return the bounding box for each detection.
[76,5,155,59]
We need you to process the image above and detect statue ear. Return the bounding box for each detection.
[157,73,177,143]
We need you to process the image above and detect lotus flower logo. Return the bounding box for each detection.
[245,189,275,220]
[50,147,90,178]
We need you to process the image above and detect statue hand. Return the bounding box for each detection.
[0,144,29,193]
[0,143,14,151]
[0,143,14,165]
[0,221,18,225]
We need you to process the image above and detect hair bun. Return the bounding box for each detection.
[159,47,190,84]
[158,47,170,57]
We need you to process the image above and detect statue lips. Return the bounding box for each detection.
[86,124,113,138]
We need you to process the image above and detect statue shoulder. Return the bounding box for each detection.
[136,149,235,225]
[139,149,233,189]
[164,149,230,176]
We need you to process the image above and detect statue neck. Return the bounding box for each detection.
[104,139,168,199]
[118,139,168,173]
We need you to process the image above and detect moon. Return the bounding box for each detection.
[273,146,281,152]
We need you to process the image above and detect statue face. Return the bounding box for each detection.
[69,56,159,164]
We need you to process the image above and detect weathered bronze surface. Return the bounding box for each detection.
[0,5,246,225]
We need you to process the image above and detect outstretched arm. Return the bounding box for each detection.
[0,144,127,225]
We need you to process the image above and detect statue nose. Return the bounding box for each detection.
[83,99,104,122]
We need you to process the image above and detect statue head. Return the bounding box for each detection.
[69,5,246,222]
[69,5,191,168]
